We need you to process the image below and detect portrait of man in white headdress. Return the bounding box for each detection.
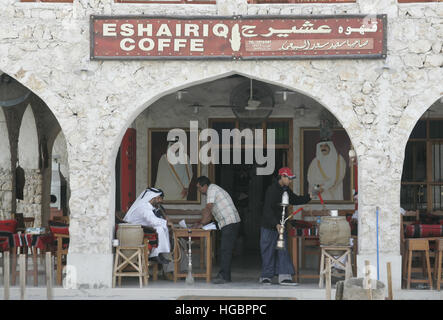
[307,139,347,201]
[155,137,193,201]
[149,129,199,203]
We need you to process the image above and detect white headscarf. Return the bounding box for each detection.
[315,140,338,179]
[123,188,163,222]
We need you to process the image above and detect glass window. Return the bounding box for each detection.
[409,120,426,139]
[429,120,443,139]
[211,120,236,151]
[402,117,443,212]
[432,143,443,182]
[401,184,427,211]
[402,141,426,182]
[432,185,443,210]
[266,121,289,145]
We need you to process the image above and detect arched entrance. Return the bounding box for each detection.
[400,96,443,289]
[114,73,358,285]
[0,70,70,279]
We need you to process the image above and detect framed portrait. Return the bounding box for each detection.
[300,128,354,204]
[148,128,201,204]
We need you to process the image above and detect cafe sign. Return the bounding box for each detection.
[90,15,387,60]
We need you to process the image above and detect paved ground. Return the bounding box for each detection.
[1,250,442,300]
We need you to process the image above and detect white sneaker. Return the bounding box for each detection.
[260,278,272,285]
[279,279,299,286]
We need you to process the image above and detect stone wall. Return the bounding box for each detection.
[16,169,42,227]
[0,0,441,288]
[0,169,12,220]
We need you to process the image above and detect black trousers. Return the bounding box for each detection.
[217,222,240,281]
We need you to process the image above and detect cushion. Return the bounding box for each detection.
[49,220,68,227]
[48,220,69,235]
[0,220,17,233]
[405,224,443,238]
[49,226,69,235]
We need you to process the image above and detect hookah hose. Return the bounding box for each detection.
[318,192,324,205]
[287,191,325,219]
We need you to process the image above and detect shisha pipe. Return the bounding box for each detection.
[276,191,290,250]
[185,229,194,285]
[276,185,326,250]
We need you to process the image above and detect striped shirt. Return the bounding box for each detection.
[206,184,240,229]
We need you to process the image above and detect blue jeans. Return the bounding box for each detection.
[260,227,295,279]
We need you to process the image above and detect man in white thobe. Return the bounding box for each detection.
[155,139,193,201]
[123,187,171,264]
[307,140,346,201]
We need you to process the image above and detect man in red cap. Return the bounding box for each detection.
[259,167,312,286]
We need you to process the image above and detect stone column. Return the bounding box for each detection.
[0,169,13,220]
[356,150,403,291]
[16,169,42,226]
[63,121,115,288]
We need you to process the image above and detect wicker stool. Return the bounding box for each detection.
[113,245,148,288]
[403,239,433,290]
[319,245,352,288]
[434,239,443,291]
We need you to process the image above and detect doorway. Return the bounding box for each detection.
[209,118,293,270]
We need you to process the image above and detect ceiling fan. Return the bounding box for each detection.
[211,78,275,124]
[210,78,274,111]
[186,102,205,114]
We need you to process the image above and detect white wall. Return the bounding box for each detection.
[18,105,39,170]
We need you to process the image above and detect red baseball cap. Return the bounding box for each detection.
[278,167,295,179]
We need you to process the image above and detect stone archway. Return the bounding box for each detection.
[16,104,41,225]
[104,70,363,288]
[0,71,70,229]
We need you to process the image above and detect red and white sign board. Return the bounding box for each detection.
[90,15,387,60]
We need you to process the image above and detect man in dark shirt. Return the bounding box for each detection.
[260,167,312,286]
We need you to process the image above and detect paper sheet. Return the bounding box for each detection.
[178,219,187,229]
[202,222,217,230]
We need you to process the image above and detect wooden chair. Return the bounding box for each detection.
[12,213,35,232]
[319,245,353,288]
[53,232,69,286]
[53,216,70,224]
[12,214,35,256]
[435,239,443,291]
[113,245,148,288]
[49,221,70,286]
[351,235,358,276]
[300,209,330,270]
[403,238,433,290]
[432,210,443,218]
[143,237,158,281]
[400,210,420,264]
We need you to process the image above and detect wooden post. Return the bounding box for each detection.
[46,252,53,300]
[387,262,393,300]
[4,251,10,300]
[325,257,331,300]
[19,254,25,300]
